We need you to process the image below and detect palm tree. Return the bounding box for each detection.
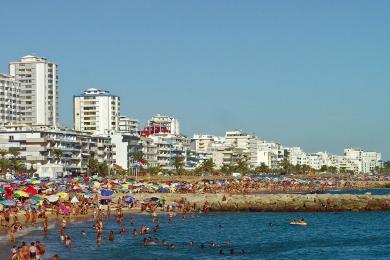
[197,159,215,173]
[0,149,8,176]
[0,158,9,175]
[54,149,63,164]
[174,156,185,175]
[0,149,7,158]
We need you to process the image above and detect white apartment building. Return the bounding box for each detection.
[190,134,225,153]
[0,124,114,175]
[257,141,286,169]
[9,55,58,126]
[344,148,382,173]
[288,147,308,166]
[0,74,21,123]
[73,88,120,135]
[119,115,139,135]
[224,131,258,168]
[148,114,180,135]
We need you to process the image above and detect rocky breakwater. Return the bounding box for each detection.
[134,193,390,212]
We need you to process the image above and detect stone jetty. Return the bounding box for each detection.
[133,193,390,212]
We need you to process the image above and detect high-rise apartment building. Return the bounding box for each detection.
[73,88,120,135]
[0,73,21,123]
[9,55,58,126]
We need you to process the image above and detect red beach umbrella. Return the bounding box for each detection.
[23,186,38,196]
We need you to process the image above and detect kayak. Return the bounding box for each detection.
[290,221,307,226]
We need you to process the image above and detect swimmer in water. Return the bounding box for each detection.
[189,240,194,247]
[81,230,87,237]
[169,244,175,250]
[219,248,225,255]
[226,240,232,247]
[109,230,114,241]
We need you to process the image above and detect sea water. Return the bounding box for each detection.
[1,211,390,259]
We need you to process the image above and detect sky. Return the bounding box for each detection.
[0,1,389,159]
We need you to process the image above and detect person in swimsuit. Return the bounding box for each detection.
[29,242,37,259]
[36,241,46,260]
[109,230,114,241]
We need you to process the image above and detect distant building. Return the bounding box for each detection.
[73,88,120,135]
[140,114,180,136]
[224,131,258,168]
[0,124,114,175]
[0,73,21,124]
[9,55,58,126]
[119,115,139,135]
[344,148,382,173]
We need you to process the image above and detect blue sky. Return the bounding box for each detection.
[0,1,389,159]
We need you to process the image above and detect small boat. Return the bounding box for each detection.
[289,221,307,226]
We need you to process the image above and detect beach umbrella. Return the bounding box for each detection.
[149,197,159,202]
[31,180,41,184]
[31,196,43,201]
[47,194,59,202]
[100,189,114,196]
[124,196,135,203]
[83,194,93,199]
[0,194,4,201]
[57,192,69,200]
[0,188,5,193]
[1,199,16,206]
[23,186,38,196]
[15,190,30,198]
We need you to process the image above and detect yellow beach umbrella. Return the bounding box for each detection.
[57,192,69,200]
[31,180,41,184]
[15,191,30,198]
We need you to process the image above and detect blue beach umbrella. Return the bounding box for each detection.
[124,196,135,203]
[1,199,16,206]
[100,189,114,196]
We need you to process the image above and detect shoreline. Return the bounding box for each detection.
[1,191,389,241]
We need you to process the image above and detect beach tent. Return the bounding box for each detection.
[36,164,63,178]
[71,196,79,204]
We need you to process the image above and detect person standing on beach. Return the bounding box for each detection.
[31,209,37,226]
[24,210,30,225]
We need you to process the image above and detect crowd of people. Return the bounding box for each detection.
[0,174,389,259]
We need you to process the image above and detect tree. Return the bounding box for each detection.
[0,149,7,158]
[98,162,110,177]
[54,149,63,164]
[235,156,250,173]
[0,149,8,175]
[147,165,162,175]
[196,159,215,174]
[132,152,144,162]
[0,158,9,175]
[281,159,293,174]
[174,156,185,175]
[255,163,269,173]
[88,157,99,176]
